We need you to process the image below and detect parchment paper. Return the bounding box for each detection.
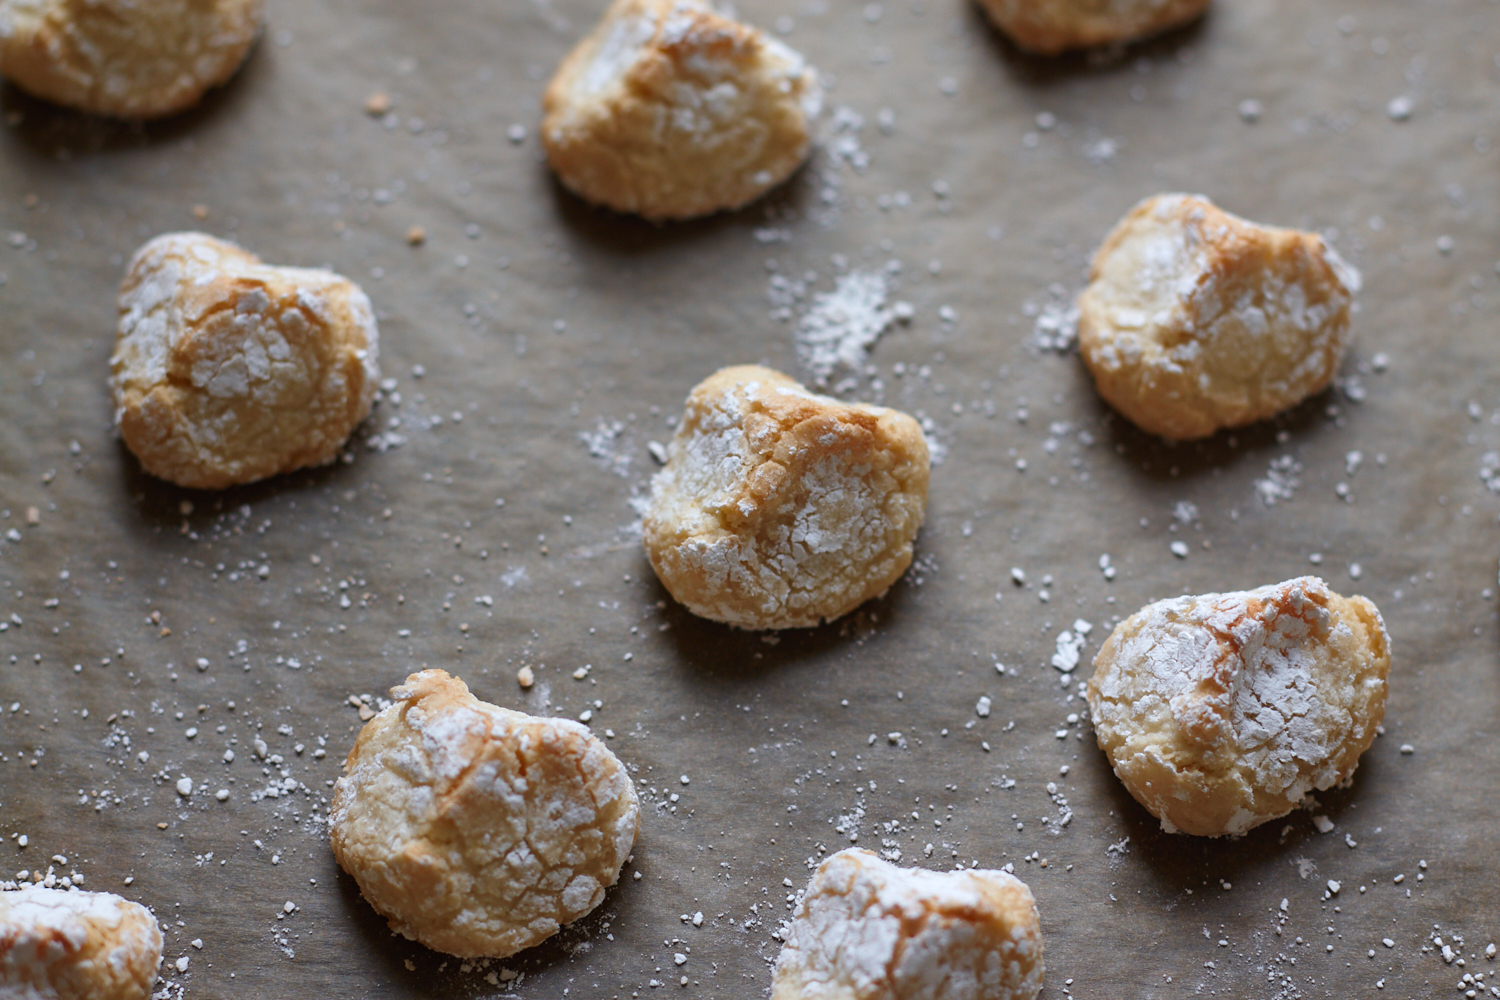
[1,0,1497,996]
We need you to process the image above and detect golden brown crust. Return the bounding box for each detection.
[0,0,264,119]
[109,232,379,490]
[542,0,822,221]
[1086,577,1390,837]
[0,888,163,1000]
[330,670,640,959]
[643,365,929,630]
[976,0,1208,55]
[771,849,1043,1000]
[1077,193,1359,440]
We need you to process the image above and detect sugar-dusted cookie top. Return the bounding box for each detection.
[1078,193,1360,440]
[0,887,163,1000]
[1088,576,1390,837]
[772,848,1043,1000]
[0,0,263,118]
[643,365,929,629]
[542,0,821,221]
[111,232,379,489]
[330,670,640,959]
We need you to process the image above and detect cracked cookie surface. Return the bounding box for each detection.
[771,848,1043,1000]
[110,232,379,489]
[0,887,163,1000]
[542,0,821,221]
[643,365,929,630]
[1078,193,1360,440]
[1087,576,1390,837]
[330,670,640,959]
[0,0,263,118]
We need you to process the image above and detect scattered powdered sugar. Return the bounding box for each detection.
[1479,451,1500,493]
[1083,134,1119,165]
[1030,291,1080,353]
[794,270,901,387]
[580,418,633,477]
[822,106,869,175]
[832,796,866,843]
[913,411,949,466]
[767,269,811,323]
[1256,455,1303,505]
[1051,619,1093,673]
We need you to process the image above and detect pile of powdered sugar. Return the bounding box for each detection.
[793,270,909,387]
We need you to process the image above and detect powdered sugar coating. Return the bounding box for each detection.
[0,887,162,1000]
[330,670,639,959]
[976,0,1208,55]
[110,232,379,489]
[771,849,1042,1000]
[1087,577,1390,837]
[643,365,929,629]
[1078,193,1359,440]
[0,0,263,119]
[542,0,822,221]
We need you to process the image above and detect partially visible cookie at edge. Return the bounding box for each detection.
[771,848,1043,1000]
[1087,576,1390,837]
[110,232,379,490]
[330,669,640,959]
[643,365,929,630]
[542,0,822,221]
[0,887,163,1000]
[976,0,1209,55]
[1077,193,1360,441]
[0,0,264,119]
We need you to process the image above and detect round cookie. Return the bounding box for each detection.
[542,0,822,221]
[643,365,930,630]
[110,232,380,490]
[0,0,264,119]
[330,669,640,959]
[1087,576,1390,837]
[771,848,1043,1000]
[1077,193,1360,440]
[0,887,163,1000]
[976,0,1208,55]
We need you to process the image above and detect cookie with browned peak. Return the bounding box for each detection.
[1,888,163,1000]
[643,365,929,629]
[1078,194,1360,440]
[0,0,263,118]
[1088,577,1390,837]
[542,0,822,221]
[772,849,1043,1000]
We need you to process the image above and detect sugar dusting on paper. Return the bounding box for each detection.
[794,270,897,387]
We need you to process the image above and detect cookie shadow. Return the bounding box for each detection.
[1100,754,1377,894]
[1095,380,1333,488]
[968,1,1211,89]
[647,554,919,685]
[114,436,370,533]
[335,865,636,992]
[545,155,817,257]
[0,39,267,160]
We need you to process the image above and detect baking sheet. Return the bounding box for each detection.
[2,0,1498,996]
